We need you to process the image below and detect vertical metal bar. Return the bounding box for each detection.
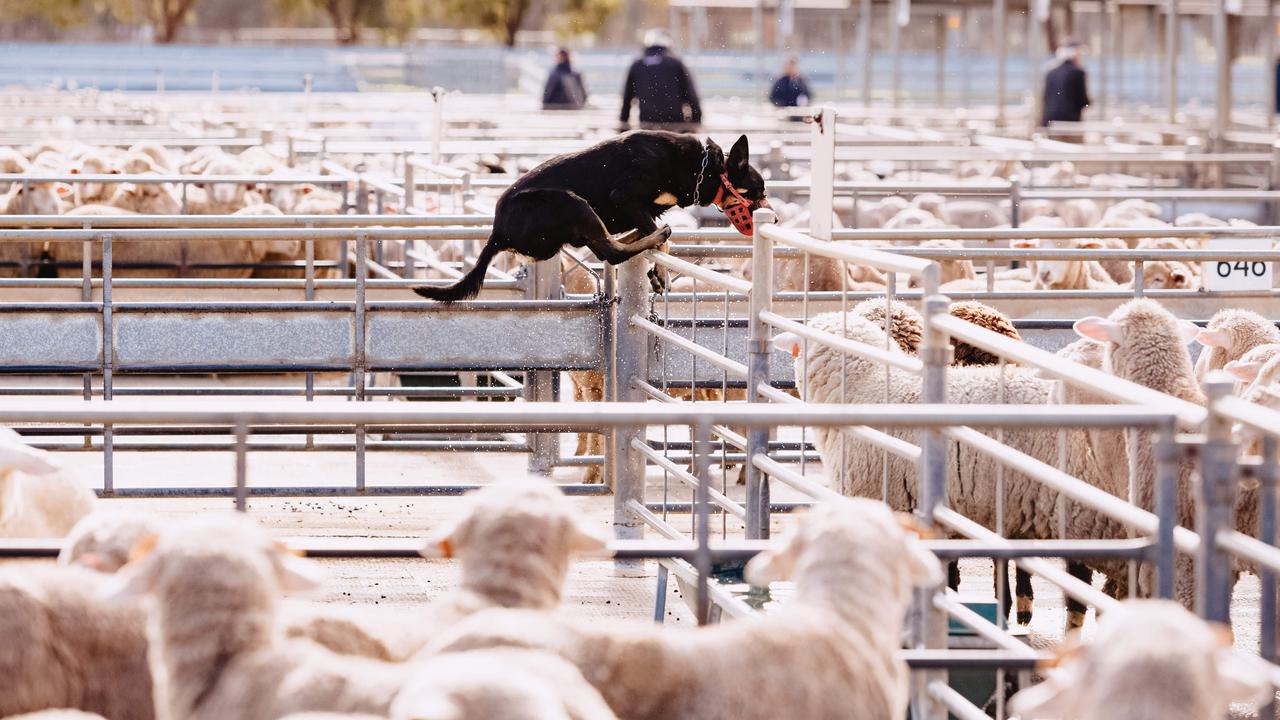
[101,233,113,495]
[693,420,713,626]
[1153,422,1179,598]
[526,258,561,476]
[1099,2,1109,117]
[1267,0,1276,130]
[1115,5,1125,111]
[746,210,777,540]
[935,15,946,106]
[754,0,765,100]
[1260,434,1278,720]
[402,155,415,212]
[354,232,367,493]
[233,421,248,513]
[1166,0,1179,124]
[431,87,445,166]
[1214,0,1231,140]
[603,265,616,490]
[811,107,836,241]
[612,256,650,553]
[654,565,670,623]
[81,233,92,411]
[913,289,949,720]
[1197,376,1237,624]
[995,0,1008,127]
[861,0,873,107]
[890,2,903,109]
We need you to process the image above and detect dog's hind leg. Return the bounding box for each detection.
[586,225,672,265]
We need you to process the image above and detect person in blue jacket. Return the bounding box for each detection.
[542,48,587,110]
[1041,39,1090,126]
[619,29,702,132]
[769,55,812,107]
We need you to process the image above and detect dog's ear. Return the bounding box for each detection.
[704,138,725,168]
[728,135,749,173]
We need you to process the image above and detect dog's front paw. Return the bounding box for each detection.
[648,267,666,294]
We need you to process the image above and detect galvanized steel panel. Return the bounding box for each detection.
[0,314,100,371]
[368,308,603,371]
[114,311,353,371]
[647,323,795,386]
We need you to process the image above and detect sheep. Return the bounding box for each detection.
[186,156,257,214]
[234,203,302,264]
[103,514,410,720]
[126,142,173,171]
[947,301,1022,366]
[68,153,121,206]
[0,147,30,191]
[1193,309,1280,383]
[119,153,160,176]
[773,313,1125,628]
[884,206,944,231]
[2,712,109,720]
[909,238,974,288]
[393,649,618,720]
[1174,212,1227,228]
[774,250,887,292]
[0,181,67,276]
[252,184,348,279]
[1138,259,1198,290]
[64,204,137,216]
[286,480,607,661]
[944,200,1008,228]
[1008,600,1272,720]
[1022,237,1117,290]
[1055,198,1101,227]
[426,496,943,720]
[0,428,96,538]
[1090,237,1134,285]
[59,509,164,573]
[910,193,948,221]
[1072,299,1205,606]
[0,563,152,719]
[1223,344,1280,391]
[103,178,182,215]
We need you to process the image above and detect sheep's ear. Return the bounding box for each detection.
[772,331,801,358]
[1176,319,1201,345]
[1010,238,1039,249]
[744,547,795,586]
[55,183,72,197]
[1214,650,1274,707]
[99,548,161,604]
[420,518,462,559]
[901,531,944,588]
[0,429,60,476]
[272,547,325,594]
[1078,239,1103,250]
[1170,270,1188,287]
[300,185,314,195]
[1225,360,1263,382]
[1007,671,1082,720]
[1197,328,1230,348]
[568,519,610,557]
[1073,317,1122,344]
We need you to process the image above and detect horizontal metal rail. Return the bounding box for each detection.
[631,438,747,521]
[761,223,934,277]
[931,314,1208,428]
[928,680,992,720]
[0,227,492,243]
[760,310,925,374]
[1216,395,1280,438]
[936,591,1039,659]
[631,316,750,379]
[751,453,843,502]
[0,214,495,228]
[649,251,753,294]
[902,649,1045,670]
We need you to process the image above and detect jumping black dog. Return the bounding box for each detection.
[412,131,768,302]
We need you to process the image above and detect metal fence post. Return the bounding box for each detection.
[1153,420,1180,599]
[525,257,562,476]
[611,256,651,551]
[1197,374,1238,624]
[913,285,950,720]
[431,87,445,166]
[745,208,778,540]
[403,157,416,212]
[809,106,836,242]
[1259,433,1278,720]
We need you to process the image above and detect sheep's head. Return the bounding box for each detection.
[1142,260,1196,290]
[772,314,895,395]
[852,299,924,354]
[745,497,942,604]
[1009,600,1272,720]
[1073,299,1199,392]
[102,515,323,609]
[420,480,607,608]
[1194,309,1280,382]
[59,509,164,573]
[114,179,182,215]
[1224,345,1280,390]
[5,182,70,215]
[202,157,249,205]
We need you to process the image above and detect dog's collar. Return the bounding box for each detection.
[695,141,716,206]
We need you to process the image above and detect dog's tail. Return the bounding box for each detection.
[412,238,502,303]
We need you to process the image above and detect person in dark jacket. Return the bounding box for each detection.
[1041,40,1090,126]
[542,48,587,110]
[619,29,701,132]
[769,55,812,107]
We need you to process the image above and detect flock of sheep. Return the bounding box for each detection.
[0,141,344,278]
[0,426,1273,720]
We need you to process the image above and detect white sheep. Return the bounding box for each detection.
[126,142,174,171]
[59,509,164,573]
[1009,600,1272,720]
[103,179,182,215]
[253,184,347,279]
[1193,309,1280,383]
[0,428,95,538]
[103,514,410,720]
[0,563,151,719]
[286,480,608,661]
[1223,344,1280,392]
[68,153,121,206]
[2,711,110,719]
[944,200,1008,228]
[426,496,943,720]
[393,649,618,720]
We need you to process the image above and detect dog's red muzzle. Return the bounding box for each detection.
[713,173,768,236]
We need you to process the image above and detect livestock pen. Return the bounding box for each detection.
[4,95,1280,719]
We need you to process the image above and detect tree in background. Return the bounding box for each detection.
[106,0,203,43]
[271,0,387,44]
[0,0,99,29]
[435,0,620,47]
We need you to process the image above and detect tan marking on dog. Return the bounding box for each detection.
[654,192,678,206]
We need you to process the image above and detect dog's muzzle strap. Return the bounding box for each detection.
[713,173,766,236]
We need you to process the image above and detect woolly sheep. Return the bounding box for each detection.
[104,179,182,215]
[393,649,617,720]
[910,193,948,221]
[0,428,95,538]
[253,185,347,279]
[286,480,608,661]
[0,181,67,277]
[1008,600,1271,720]
[1193,309,1280,383]
[1223,344,1280,392]
[0,564,151,719]
[103,514,410,720]
[2,712,109,719]
[884,206,944,231]
[1072,300,1205,606]
[1174,212,1227,228]
[1055,198,1101,227]
[68,153,120,206]
[772,313,1123,616]
[426,496,943,720]
[126,142,173,171]
[944,200,1007,229]
[907,238,974,288]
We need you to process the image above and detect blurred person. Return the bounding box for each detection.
[1041,38,1090,126]
[769,55,812,107]
[543,47,587,110]
[619,29,702,132]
